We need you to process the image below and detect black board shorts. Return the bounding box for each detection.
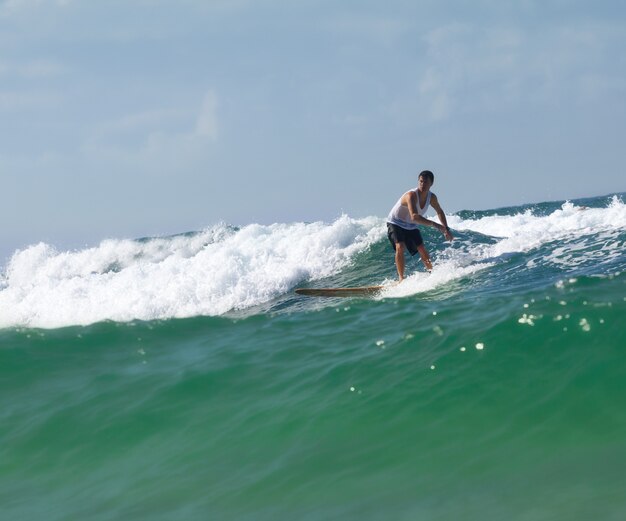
[387,223,423,256]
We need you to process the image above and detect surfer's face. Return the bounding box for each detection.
[418,175,432,192]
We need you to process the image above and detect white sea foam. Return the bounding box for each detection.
[447,196,626,259]
[0,216,383,328]
[379,260,493,299]
[1,197,624,329]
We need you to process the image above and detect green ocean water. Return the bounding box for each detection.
[1,194,625,520]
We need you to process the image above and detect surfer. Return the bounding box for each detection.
[387,170,453,281]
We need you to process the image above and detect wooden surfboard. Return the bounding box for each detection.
[295,285,385,297]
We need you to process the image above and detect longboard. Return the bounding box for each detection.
[295,285,385,297]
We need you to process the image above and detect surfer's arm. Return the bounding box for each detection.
[430,195,453,240]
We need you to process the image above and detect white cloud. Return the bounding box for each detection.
[87,90,219,151]
[195,90,218,140]
[323,14,411,47]
[0,59,67,79]
[0,90,61,111]
[66,89,221,182]
[419,23,525,116]
[0,0,71,17]
[97,108,188,137]
[383,18,626,126]
[418,69,454,122]
[19,59,66,77]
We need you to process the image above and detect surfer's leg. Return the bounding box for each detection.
[417,245,433,272]
[395,242,406,281]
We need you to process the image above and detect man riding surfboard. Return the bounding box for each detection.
[387,170,453,281]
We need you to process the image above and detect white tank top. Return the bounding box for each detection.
[387,189,434,230]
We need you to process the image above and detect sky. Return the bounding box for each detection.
[1,0,625,260]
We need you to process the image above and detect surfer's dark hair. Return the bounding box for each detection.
[419,170,434,183]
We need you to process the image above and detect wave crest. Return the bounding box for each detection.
[0,216,383,328]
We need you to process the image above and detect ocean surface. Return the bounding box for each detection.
[1,193,625,520]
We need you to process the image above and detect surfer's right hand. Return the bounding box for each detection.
[438,224,453,241]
